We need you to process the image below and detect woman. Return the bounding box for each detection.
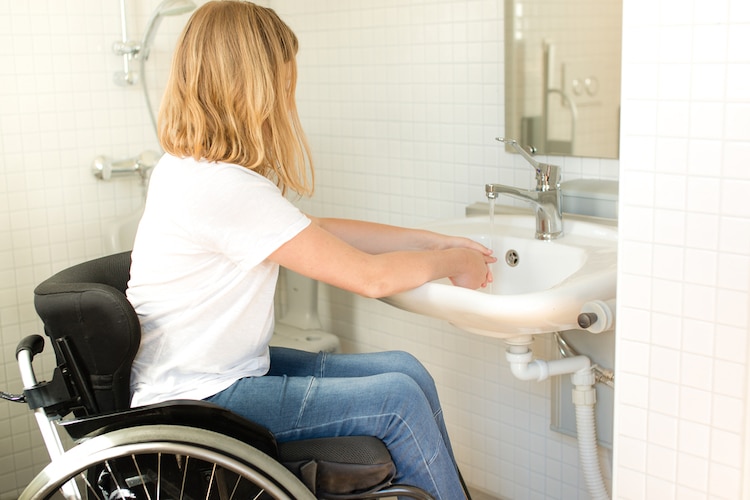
[127,2,495,498]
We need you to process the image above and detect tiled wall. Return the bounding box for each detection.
[613,0,750,498]
[276,1,618,498]
[0,1,182,495]
[2,1,748,500]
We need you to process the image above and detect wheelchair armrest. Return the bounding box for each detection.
[60,399,279,459]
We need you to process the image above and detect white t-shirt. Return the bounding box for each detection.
[127,154,310,407]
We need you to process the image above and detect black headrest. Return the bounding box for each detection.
[33,251,139,413]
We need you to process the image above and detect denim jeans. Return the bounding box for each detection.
[205,347,465,499]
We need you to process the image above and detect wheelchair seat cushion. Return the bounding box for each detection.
[279,435,396,496]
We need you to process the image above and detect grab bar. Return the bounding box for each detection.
[92,150,160,181]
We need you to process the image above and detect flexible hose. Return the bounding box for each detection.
[140,55,159,142]
[574,401,609,500]
[505,342,610,499]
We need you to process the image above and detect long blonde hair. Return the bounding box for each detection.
[159,1,313,195]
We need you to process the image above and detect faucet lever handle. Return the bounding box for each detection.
[496,137,540,169]
[496,137,560,190]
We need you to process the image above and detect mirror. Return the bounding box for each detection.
[504,0,623,159]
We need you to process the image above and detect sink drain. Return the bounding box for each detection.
[505,249,519,267]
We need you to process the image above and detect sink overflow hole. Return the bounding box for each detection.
[505,250,519,267]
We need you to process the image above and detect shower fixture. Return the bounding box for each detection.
[112,0,196,87]
[94,0,195,184]
[140,0,196,138]
[141,0,196,61]
[112,0,195,139]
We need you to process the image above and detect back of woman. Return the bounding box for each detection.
[128,2,494,498]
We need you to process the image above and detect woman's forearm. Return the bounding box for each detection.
[271,222,495,298]
[309,216,490,256]
[308,216,433,253]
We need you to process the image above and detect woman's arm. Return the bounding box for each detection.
[269,218,496,299]
[309,215,490,255]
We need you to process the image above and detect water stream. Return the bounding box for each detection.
[488,198,496,294]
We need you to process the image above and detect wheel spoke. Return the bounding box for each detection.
[203,463,216,500]
[180,455,190,499]
[79,472,102,500]
[103,459,129,498]
[228,473,242,499]
[159,452,163,500]
[130,454,152,500]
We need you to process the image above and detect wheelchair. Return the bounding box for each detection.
[2,251,436,499]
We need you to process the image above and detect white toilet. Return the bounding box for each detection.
[271,268,340,353]
[103,208,340,354]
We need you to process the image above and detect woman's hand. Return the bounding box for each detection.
[423,232,497,288]
[445,247,496,289]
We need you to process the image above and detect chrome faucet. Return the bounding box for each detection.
[486,138,563,240]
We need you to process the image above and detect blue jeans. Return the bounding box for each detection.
[205,347,465,499]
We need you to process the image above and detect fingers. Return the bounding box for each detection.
[480,263,494,288]
[478,252,496,288]
[448,249,497,289]
[444,235,494,256]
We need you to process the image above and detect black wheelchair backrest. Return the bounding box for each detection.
[33,251,139,415]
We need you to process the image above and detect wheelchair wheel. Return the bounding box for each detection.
[20,424,316,500]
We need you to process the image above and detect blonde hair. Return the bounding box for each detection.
[158,1,313,195]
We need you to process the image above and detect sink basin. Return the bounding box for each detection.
[379,214,617,341]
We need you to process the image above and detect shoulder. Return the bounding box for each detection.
[153,155,283,197]
[157,155,272,182]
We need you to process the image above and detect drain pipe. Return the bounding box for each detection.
[505,341,610,500]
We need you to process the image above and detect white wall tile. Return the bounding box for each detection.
[647,443,678,482]
[617,0,750,496]
[683,248,717,287]
[685,212,719,249]
[650,312,681,349]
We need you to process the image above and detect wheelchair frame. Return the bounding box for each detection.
[2,252,435,500]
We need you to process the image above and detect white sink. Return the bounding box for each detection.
[380,214,617,341]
